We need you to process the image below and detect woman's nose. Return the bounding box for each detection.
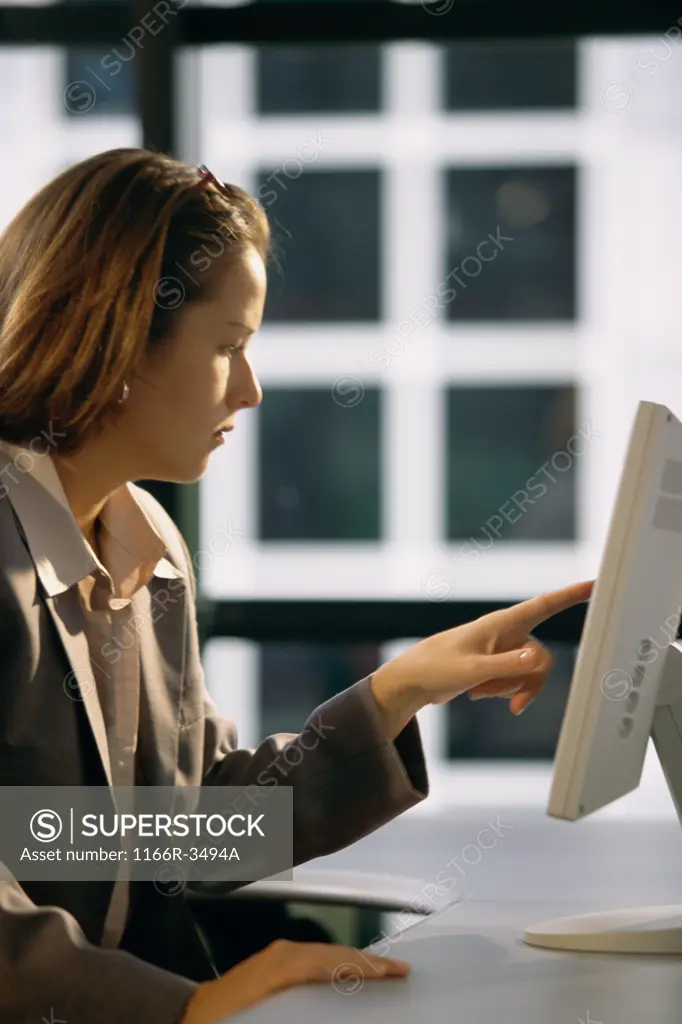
[232,366,262,410]
[246,376,263,409]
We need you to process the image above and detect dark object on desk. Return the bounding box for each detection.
[189,897,334,975]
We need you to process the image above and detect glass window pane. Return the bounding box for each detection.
[258,169,381,321]
[445,165,576,321]
[259,388,382,541]
[259,642,380,736]
[446,642,577,758]
[60,0,136,117]
[443,41,577,111]
[64,48,137,116]
[445,386,577,542]
[256,45,381,115]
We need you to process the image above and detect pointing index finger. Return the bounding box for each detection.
[499,579,594,633]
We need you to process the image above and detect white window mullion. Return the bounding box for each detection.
[384,43,447,758]
[384,45,443,556]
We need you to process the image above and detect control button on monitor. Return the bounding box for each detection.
[618,716,634,738]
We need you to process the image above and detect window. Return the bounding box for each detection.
[256,45,382,115]
[62,0,137,117]
[444,166,576,321]
[445,385,577,542]
[258,169,382,321]
[259,642,381,735]
[258,387,382,541]
[193,36,674,781]
[64,49,137,116]
[443,40,577,111]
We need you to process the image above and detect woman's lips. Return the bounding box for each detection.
[212,426,234,444]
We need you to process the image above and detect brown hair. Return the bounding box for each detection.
[0,148,270,454]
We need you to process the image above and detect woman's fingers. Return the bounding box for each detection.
[466,638,552,709]
[494,579,594,635]
[468,673,545,713]
[469,681,525,699]
[303,946,410,984]
[467,637,552,688]
[508,672,547,714]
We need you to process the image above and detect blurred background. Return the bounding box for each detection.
[2,0,681,818]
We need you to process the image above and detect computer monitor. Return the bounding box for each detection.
[524,400,682,955]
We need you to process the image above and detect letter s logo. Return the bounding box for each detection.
[30,809,63,843]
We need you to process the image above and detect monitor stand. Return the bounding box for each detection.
[524,640,682,954]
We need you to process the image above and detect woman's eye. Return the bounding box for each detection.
[220,344,240,355]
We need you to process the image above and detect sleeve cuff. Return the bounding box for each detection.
[304,674,429,799]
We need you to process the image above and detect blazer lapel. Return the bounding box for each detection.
[45,588,114,787]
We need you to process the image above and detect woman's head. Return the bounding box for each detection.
[0,148,269,483]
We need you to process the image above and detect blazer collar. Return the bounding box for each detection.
[0,440,183,597]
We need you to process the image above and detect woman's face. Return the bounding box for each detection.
[124,245,266,483]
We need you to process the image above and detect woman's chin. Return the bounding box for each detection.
[150,451,211,485]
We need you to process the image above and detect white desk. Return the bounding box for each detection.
[225,810,682,1023]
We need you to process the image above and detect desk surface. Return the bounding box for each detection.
[228,809,682,1023]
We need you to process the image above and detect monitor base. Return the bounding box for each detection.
[524,905,682,953]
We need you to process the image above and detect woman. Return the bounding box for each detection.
[0,149,592,1024]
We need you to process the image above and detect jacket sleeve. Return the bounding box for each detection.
[178,537,429,868]
[0,864,198,1024]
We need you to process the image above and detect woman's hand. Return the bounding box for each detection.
[180,939,410,1024]
[370,579,594,737]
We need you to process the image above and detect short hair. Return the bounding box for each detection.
[0,148,271,454]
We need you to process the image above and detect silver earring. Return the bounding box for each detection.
[117,380,130,404]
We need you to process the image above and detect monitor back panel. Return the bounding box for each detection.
[549,402,682,819]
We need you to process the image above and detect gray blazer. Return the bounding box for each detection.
[0,478,429,1023]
